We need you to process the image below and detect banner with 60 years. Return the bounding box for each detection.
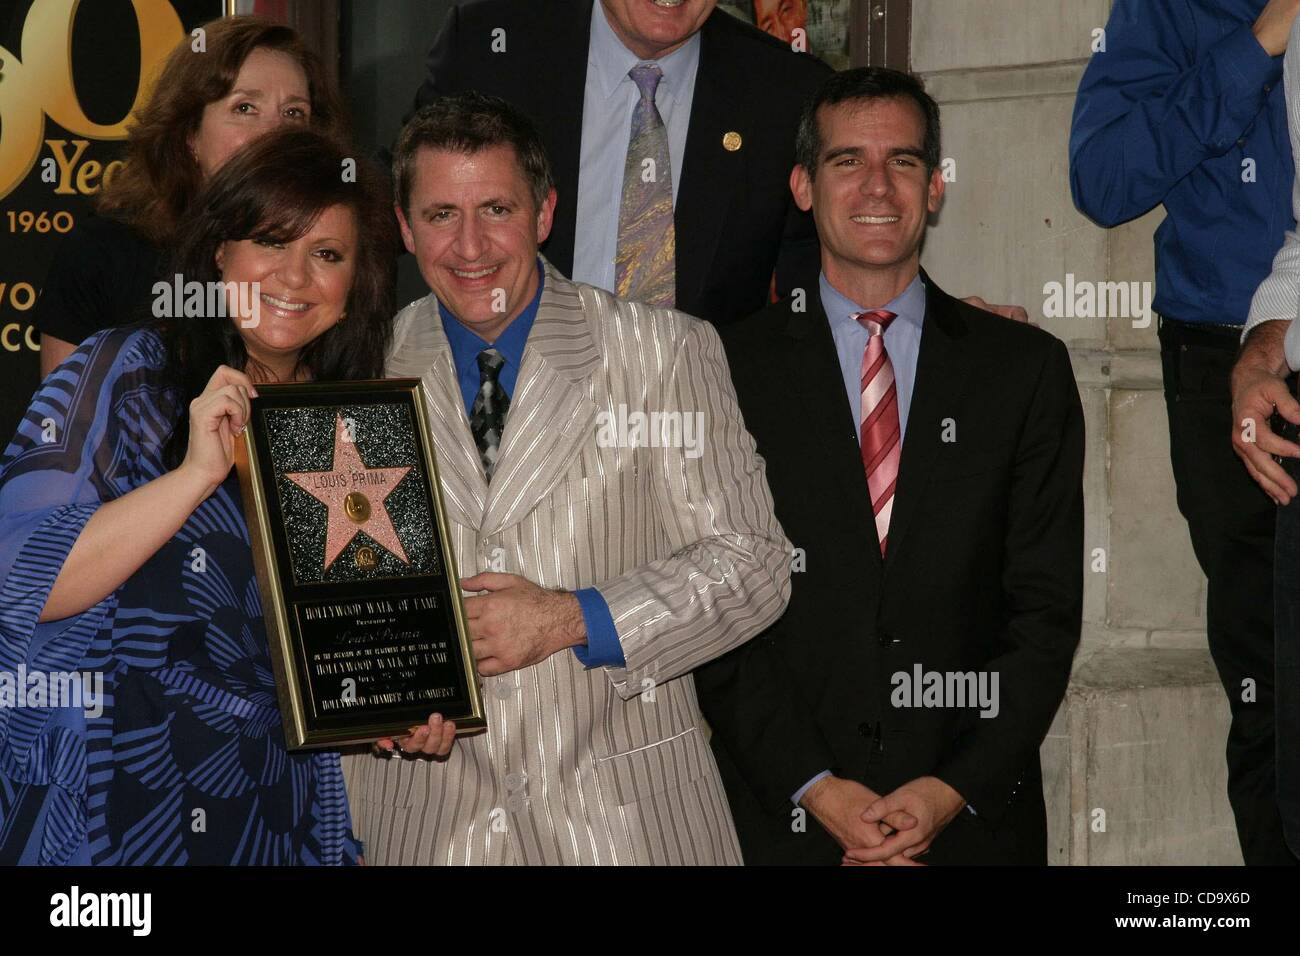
[0,0,225,445]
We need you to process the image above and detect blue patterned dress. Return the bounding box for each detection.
[0,328,361,865]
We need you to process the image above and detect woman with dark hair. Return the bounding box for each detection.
[35,15,351,377]
[0,129,446,866]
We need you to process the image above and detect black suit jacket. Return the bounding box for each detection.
[415,0,831,323]
[695,272,1085,865]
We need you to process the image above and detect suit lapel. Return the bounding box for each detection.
[883,274,970,568]
[675,12,747,311]
[385,297,488,531]
[537,2,593,278]
[479,261,601,537]
[786,299,884,567]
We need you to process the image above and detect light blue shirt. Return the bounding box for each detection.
[571,0,701,293]
[791,271,926,808]
[821,272,926,444]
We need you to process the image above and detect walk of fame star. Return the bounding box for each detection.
[283,413,413,572]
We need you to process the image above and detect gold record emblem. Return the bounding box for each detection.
[355,546,377,569]
[344,491,371,523]
[722,131,742,152]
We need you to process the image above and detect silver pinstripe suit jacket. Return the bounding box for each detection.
[343,259,792,865]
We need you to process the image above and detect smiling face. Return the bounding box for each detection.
[189,47,311,179]
[215,203,357,379]
[600,0,718,59]
[792,96,944,304]
[396,144,555,343]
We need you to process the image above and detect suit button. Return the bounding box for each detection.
[505,772,527,792]
[506,793,528,813]
[858,721,873,737]
[493,682,514,700]
[877,629,902,646]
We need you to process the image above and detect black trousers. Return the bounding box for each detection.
[1272,428,1300,858]
[1158,316,1297,864]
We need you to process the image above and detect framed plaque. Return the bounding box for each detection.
[234,379,484,749]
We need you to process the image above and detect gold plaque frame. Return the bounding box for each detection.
[235,379,485,749]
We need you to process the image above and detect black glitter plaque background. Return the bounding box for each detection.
[263,403,442,586]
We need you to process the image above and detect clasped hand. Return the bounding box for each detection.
[842,776,966,865]
[803,775,964,866]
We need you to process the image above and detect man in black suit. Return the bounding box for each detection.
[414,0,830,323]
[696,68,1085,865]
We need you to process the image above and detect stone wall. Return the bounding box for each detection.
[912,0,1240,864]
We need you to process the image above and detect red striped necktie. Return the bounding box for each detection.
[854,310,900,555]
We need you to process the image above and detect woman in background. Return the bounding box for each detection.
[0,129,447,866]
[34,15,350,377]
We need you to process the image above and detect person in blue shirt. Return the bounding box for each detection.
[1070,0,1300,864]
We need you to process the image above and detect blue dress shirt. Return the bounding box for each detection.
[572,0,701,293]
[790,272,926,808]
[1070,0,1291,325]
[438,260,625,668]
[822,272,925,444]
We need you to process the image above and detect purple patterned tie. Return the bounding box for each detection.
[615,64,676,307]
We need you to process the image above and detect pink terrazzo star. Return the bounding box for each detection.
[284,413,413,571]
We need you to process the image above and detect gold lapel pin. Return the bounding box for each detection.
[722,131,742,152]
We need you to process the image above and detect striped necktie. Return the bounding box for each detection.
[855,310,900,555]
[615,64,676,307]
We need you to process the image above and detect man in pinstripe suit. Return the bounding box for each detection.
[343,93,792,865]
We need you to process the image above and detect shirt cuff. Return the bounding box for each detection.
[1221,22,1284,100]
[1284,320,1300,373]
[791,769,833,807]
[571,587,625,668]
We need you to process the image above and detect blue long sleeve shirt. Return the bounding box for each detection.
[1069,0,1292,325]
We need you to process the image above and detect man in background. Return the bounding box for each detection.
[414,0,828,323]
[1071,0,1300,864]
[412,1,1024,326]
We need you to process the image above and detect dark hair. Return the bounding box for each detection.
[794,67,941,177]
[159,128,397,467]
[97,15,351,246]
[392,91,554,213]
